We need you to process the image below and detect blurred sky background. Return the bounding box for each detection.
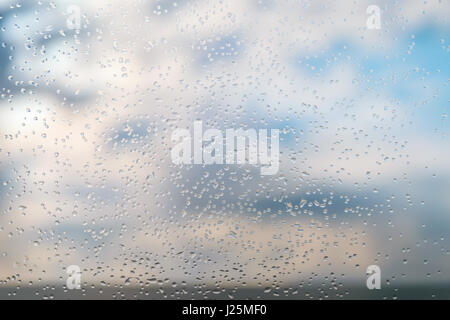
[0,0,449,299]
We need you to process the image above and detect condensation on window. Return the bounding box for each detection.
[0,0,449,299]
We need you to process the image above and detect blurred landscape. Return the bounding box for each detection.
[0,0,449,299]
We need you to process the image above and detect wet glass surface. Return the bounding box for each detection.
[0,0,449,299]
